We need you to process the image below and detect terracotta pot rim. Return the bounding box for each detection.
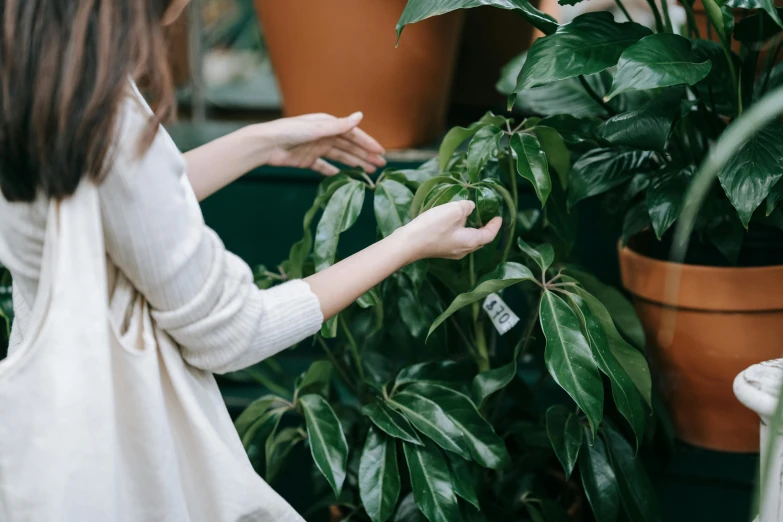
[618,240,783,312]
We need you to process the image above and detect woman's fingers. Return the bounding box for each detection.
[345,126,385,155]
[312,158,340,176]
[325,147,379,173]
[335,137,386,168]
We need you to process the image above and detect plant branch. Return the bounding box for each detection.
[469,252,490,371]
[502,150,519,262]
[339,317,366,383]
[660,0,674,33]
[644,0,665,33]
[680,0,701,38]
[316,335,359,396]
[614,0,634,22]
[578,76,616,116]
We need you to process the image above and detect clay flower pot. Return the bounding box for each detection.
[254,0,464,150]
[619,240,783,452]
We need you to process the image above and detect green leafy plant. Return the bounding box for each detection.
[440,0,783,265]
[238,105,660,520]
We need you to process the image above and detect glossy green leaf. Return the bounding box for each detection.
[397,0,558,41]
[532,126,570,187]
[475,185,501,225]
[446,452,480,509]
[403,440,465,522]
[734,8,783,43]
[425,185,470,212]
[477,179,517,229]
[396,360,472,388]
[363,400,423,445]
[360,427,401,522]
[411,176,457,218]
[285,176,351,278]
[604,426,662,522]
[569,294,646,448]
[517,238,555,273]
[428,263,536,338]
[566,268,646,351]
[726,0,783,29]
[375,179,414,238]
[576,289,652,406]
[692,40,739,116]
[526,504,546,522]
[387,392,470,459]
[702,0,735,43]
[546,405,583,478]
[540,291,603,435]
[598,88,683,152]
[321,315,339,339]
[539,114,603,144]
[516,12,651,91]
[467,126,503,183]
[472,361,516,408]
[606,34,711,100]
[439,113,509,170]
[235,397,288,448]
[300,394,349,497]
[296,360,333,398]
[314,179,366,271]
[265,427,306,482]
[718,125,783,227]
[510,132,551,205]
[622,201,652,245]
[579,430,620,522]
[647,166,694,240]
[568,148,655,208]
[394,493,428,522]
[408,383,510,470]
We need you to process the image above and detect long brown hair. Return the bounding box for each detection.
[0,0,176,202]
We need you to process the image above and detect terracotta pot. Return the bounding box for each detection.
[619,239,783,452]
[451,6,539,109]
[254,0,464,150]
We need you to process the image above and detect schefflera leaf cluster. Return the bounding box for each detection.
[241,106,659,522]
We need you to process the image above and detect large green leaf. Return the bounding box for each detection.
[565,268,645,351]
[517,238,554,273]
[446,452,480,509]
[403,440,464,522]
[516,12,651,91]
[363,400,423,445]
[265,427,306,482]
[545,405,583,478]
[472,361,516,408]
[726,0,783,29]
[569,294,647,448]
[467,126,503,183]
[396,0,558,41]
[285,176,352,278]
[374,179,414,238]
[408,383,511,470]
[439,113,509,170]
[532,126,571,186]
[540,291,604,434]
[424,185,470,213]
[299,394,349,497]
[622,201,652,245]
[360,427,401,522]
[691,40,739,117]
[606,33,711,100]
[598,88,683,152]
[387,392,470,459]
[428,263,536,338]
[568,148,655,207]
[576,289,652,406]
[603,426,662,522]
[313,179,366,271]
[510,133,552,205]
[394,493,428,522]
[718,125,783,227]
[235,398,287,448]
[646,166,694,239]
[396,360,472,388]
[411,176,457,218]
[475,185,501,225]
[296,360,333,398]
[579,430,620,522]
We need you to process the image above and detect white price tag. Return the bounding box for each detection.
[482,293,520,335]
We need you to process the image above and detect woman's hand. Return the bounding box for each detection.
[257,112,387,176]
[399,201,504,262]
[305,200,503,320]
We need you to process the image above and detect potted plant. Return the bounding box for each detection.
[427,0,783,452]
[236,102,662,521]
[252,0,463,149]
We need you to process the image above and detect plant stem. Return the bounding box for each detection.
[660,0,674,33]
[578,76,616,116]
[614,0,634,22]
[316,335,359,396]
[339,317,366,382]
[360,171,375,189]
[469,252,490,372]
[644,0,665,33]
[502,151,519,263]
[680,0,701,38]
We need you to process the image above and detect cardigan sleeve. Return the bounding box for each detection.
[99,93,323,374]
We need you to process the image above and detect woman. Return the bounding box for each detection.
[0,1,502,521]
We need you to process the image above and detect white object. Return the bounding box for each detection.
[0,180,306,521]
[734,360,783,522]
[482,293,520,335]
